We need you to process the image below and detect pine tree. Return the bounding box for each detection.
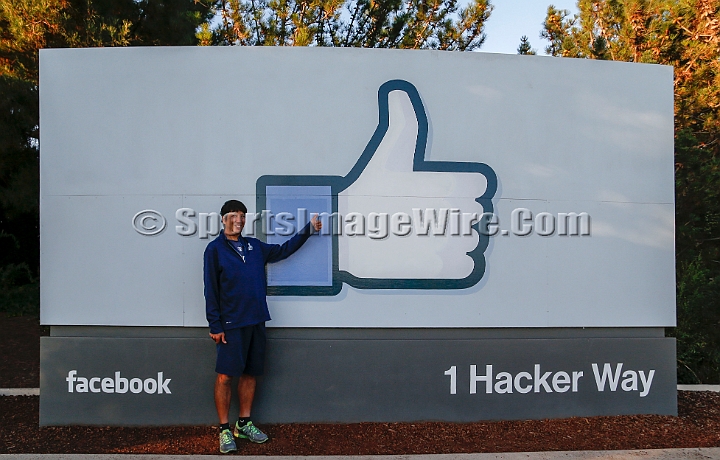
[517,35,536,54]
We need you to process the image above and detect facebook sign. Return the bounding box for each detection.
[39,47,676,425]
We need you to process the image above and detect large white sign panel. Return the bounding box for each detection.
[39,47,675,328]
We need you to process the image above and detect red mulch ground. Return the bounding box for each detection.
[2,313,720,455]
[2,392,720,454]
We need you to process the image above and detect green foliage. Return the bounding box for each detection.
[0,232,38,316]
[517,35,536,54]
[133,0,211,45]
[0,76,38,218]
[541,1,720,382]
[204,0,493,50]
[0,263,39,316]
[0,0,213,81]
[540,5,575,56]
[0,75,39,307]
[671,254,720,383]
[670,129,720,383]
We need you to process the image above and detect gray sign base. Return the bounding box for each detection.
[40,328,676,426]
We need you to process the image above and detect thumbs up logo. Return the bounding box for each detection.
[256,80,497,296]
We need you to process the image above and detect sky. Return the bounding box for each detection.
[479,1,578,55]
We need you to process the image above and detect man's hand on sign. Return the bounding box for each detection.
[311,214,322,233]
[210,332,226,344]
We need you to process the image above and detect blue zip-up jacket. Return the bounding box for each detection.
[204,223,312,333]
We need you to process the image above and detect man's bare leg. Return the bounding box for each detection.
[238,374,256,418]
[235,374,268,442]
[215,373,233,424]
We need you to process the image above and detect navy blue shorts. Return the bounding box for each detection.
[215,323,266,377]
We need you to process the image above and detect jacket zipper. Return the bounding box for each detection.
[226,240,246,263]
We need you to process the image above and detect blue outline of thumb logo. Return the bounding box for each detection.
[256,79,497,296]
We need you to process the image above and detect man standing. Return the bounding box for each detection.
[204,200,321,453]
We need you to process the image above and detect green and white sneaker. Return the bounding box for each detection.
[219,428,237,453]
[234,421,268,443]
